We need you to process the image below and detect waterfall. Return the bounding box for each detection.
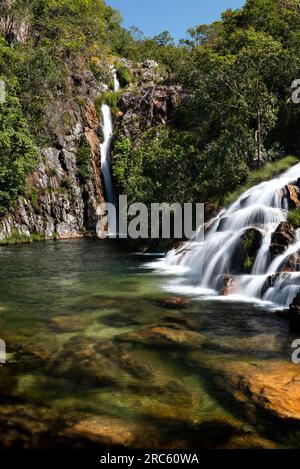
[156,163,300,308]
[99,69,120,236]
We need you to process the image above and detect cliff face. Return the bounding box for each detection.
[0,63,108,242]
[116,60,185,140]
[0,58,185,242]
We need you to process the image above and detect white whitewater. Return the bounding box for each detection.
[159,163,300,308]
[100,69,120,236]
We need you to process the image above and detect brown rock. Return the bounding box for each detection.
[117,325,204,350]
[157,296,190,309]
[223,276,238,296]
[270,222,296,257]
[64,415,138,447]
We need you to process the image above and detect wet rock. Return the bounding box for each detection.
[61,413,160,448]
[117,325,204,350]
[63,415,139,447]
[221,434,277,449]
[284,184,300,209]
[157,297,190,309]
[0,404,53,448]
[204,202,218,222]
[49,315,89,333]
[98,313,140,328]
[201,357,300,423]
[47,337,120,386]
[270,222,296,257]
[223,276,238,296]
[283,251,300,272]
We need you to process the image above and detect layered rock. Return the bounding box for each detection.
[270,222,296,257]
[116,60,187,141]
[0,61,109,241]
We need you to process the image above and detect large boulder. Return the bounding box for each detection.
[281,183,300,209]
[270,222,296,257]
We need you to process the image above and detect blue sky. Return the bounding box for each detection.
[106,0,245,42]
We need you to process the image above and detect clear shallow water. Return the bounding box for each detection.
[0,239,299,448]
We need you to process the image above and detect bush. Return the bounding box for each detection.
[76,138,91,183]
[96,90,121,116]
[288,208,300,227]
[0,84,38,215]
[224,155,299,206]
[115,63,133,88]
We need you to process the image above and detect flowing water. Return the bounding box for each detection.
[158,163,300,309]
[99,70,120,236]
[0,239,299,448]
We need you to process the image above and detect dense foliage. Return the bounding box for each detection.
[113,0,300,206]
[0,0,300,215]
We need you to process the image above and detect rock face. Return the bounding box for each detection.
[270,222,296,257]
[0,63,108,241]
[116,60,187,141]
[0,58,186,242]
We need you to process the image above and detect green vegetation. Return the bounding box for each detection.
[224,155,299,206]
[96,90,122,116]
[115,63,133,87]
[76,138,92,183]
[288,209,300,227]
[1,0,300,222]
[0,82,38,215]
[113,1,300,208]
[0,230,45,245]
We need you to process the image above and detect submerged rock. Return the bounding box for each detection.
[157,297,190,309]
[49,315,89,333]
[117,325,204,350]
[0,403,53,448]
[62,415,142,447]
[200,357,300,423]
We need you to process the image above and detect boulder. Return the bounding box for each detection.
[204,202,218,222]
[117,325,204,350]
[282,251,300,272]
[286,185,300,209]
[223,276,238,296]
[270,222,296,257]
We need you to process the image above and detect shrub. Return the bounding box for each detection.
[288,209,300,227]
[76,138,92,183]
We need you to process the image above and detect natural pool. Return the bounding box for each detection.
[0,238,299,448]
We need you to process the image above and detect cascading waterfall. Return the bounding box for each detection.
[99,69,120,236]
[159,163,300,308]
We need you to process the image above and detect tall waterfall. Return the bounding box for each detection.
[159,163,300,308]
[99,69,120,236]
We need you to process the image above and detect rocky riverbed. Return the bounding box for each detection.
[0,238,300,449]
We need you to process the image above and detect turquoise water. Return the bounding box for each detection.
[0,238,299,448]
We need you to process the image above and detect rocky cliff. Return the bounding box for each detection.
[0,58,185,243]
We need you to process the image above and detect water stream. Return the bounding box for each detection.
[99,70,120,236]
[153,163,300,308]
